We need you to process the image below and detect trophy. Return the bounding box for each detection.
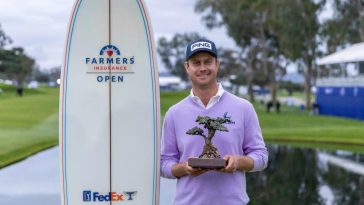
[186,114,233,169]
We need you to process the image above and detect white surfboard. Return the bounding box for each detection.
[59,0,160,204]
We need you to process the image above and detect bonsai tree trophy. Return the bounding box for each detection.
[186,114,233,169]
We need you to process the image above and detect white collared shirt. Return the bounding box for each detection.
[190,83,225,109]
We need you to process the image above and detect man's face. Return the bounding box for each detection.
[184,52,219,89]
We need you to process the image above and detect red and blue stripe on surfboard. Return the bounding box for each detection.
[136,0,160,204]
[61,0,82,204]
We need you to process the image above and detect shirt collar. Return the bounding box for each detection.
[190,83,225,108]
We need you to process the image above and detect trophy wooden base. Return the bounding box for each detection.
[188,158,226,169]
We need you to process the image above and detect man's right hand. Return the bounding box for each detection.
[172,161,209,178]
[185,161,209,176]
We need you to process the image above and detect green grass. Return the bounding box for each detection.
[0,85,59,168]
[256,105,364,145]
[161,91,364,152]
[160,91,190,114]
[1,88,363,169]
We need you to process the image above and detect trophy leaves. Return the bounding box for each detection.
[211,122,228,132]
[186,126,204,136]
[216,117,233,124]
[196,116,210,124]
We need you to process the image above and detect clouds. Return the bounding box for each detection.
[0,0,234,70]
[0,0,72,69]
[147,0,234,46]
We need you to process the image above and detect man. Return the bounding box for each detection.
[161,38,268,205]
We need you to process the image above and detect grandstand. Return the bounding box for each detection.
[316,42,364,120]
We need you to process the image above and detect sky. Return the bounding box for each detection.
[0,0,235,71]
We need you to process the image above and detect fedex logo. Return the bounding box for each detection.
[83,190,137,202]
[191,42,212,51]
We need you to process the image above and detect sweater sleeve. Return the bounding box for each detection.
[160,110,179,179]
[243,103,268,172]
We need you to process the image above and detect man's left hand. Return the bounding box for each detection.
[217,155,254,173]
[219,155,238,173]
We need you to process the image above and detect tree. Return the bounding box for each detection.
[157,33,245,84]
[217,48,243,79]
[157,33,202,81]
[186,114,233,159]
[0,25,35,94]
[0,47,35,90]
[196,0,326,109]
[322,0,364,52]
[31,66,50,83]
[30,66,61,84]
[48,66,61,83]
[270,0,325,110]
[0,24,12,48]
[195,0,286,103]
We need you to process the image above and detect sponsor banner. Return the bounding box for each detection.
[83,190,137,202]
[85,45,135,83]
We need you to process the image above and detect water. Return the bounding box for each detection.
[0,145,363,205]
[245,145,364,205]
[0,147,60,205]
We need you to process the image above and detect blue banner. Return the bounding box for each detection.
[316,86,364,120]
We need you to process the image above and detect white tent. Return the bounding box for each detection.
[317,42,364,65]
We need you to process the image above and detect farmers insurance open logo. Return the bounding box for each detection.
[85,45,135,83]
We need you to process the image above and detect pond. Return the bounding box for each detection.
[0,145,363,205]
[246,145,364,205]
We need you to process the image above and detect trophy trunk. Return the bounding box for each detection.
[199,141,221,159]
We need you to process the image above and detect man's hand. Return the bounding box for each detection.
[218,155,254,173]
[184,161,209,176]
[172,161,209,178]
[219,155,239,173]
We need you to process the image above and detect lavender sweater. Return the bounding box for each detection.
[161,91,268,205]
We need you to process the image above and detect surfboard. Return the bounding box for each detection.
[59,0,160,204]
